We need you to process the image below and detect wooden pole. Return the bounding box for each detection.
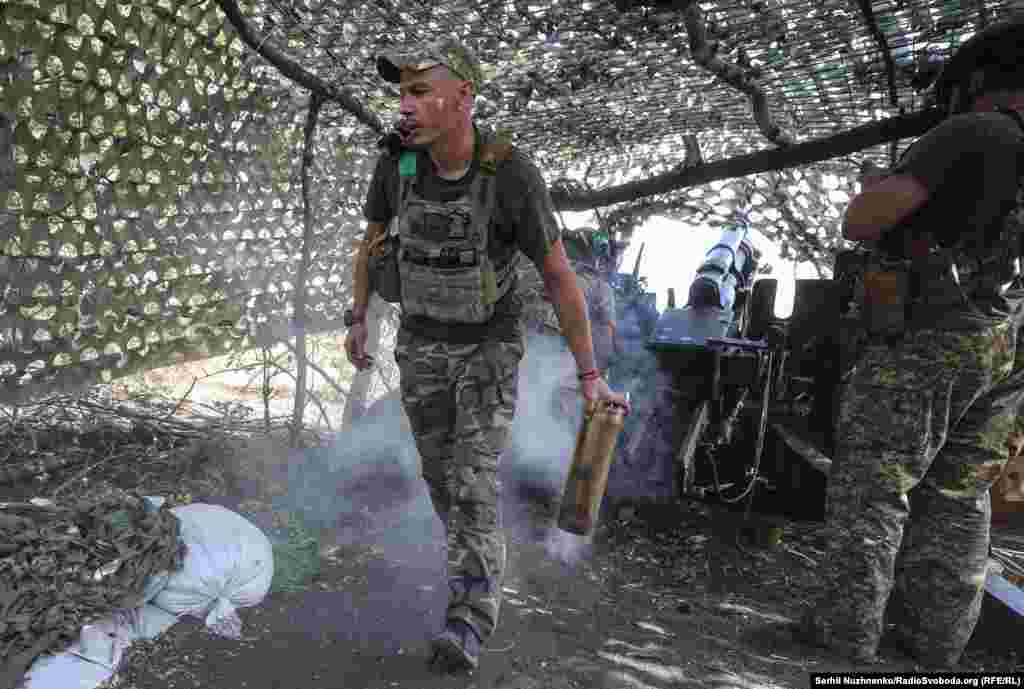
[290,94,324,446]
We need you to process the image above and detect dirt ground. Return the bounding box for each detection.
[3,399,1020,689]
[65,441,1016,689]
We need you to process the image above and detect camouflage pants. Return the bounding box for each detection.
[805,323,1024,665]
[394,328,524,641]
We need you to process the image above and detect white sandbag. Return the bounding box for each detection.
[21,653,113,689]
[120,603,179,640]
[140,571,170,603]
[151,503,274,639]
[22,604,179,689]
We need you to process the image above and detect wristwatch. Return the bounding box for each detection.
[343,308,365,328]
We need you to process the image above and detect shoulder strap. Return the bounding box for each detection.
[391,151,417,237]
[476,139,519,293]
[479,141,515,175]
[475,138,516,219]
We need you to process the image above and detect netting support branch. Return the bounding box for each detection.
[550,108,943,212]
[291,93,325,446]
[681,3,795,148]
[216,0,384,134]
[855,0,899,110]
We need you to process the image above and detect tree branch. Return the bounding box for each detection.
[290,93,324,446]
[671,133,703,172]
[216,0,384,134]
[550,108,943,211]
[267,360,334,432]
[855,0,899,110]
[681,3,795,147]
[278,338,349,402]
[973,0,990,31]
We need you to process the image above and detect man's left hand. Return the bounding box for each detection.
[581,376,631,415]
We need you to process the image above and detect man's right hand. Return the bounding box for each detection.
[345,322,374,371]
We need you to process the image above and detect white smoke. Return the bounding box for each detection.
[509,333,576,485]
[508,332,595,565]
[543,527,592,567]
[272,329,600,567]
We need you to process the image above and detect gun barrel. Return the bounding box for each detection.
[687,226,756,310]
[632,243,646,280]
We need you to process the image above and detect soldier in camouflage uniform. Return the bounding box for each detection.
[344,40,629,673]
[799,16,1024,666]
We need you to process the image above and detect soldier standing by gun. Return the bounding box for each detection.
[343,40,628,674]
[798,16,1024,666]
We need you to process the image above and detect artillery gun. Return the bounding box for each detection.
[626,217,860,522]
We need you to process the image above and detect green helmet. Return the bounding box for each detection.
[932,14,1024,115]
[562,227,610,266]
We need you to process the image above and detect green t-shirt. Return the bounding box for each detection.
[882,111,1022,257]
[363,128,561,343]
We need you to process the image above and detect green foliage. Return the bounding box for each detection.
[266,512,321,594]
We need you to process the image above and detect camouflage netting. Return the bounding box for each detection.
[0,0,1017,402]
[0,486,184,688]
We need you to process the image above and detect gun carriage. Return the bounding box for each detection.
[626,218,863,522]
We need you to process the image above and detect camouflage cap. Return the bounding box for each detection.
[377,39,485,92]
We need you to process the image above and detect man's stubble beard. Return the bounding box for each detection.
[402,128,436,152]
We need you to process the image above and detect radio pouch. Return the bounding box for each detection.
[860,267,910,336]
[367,225,402,303]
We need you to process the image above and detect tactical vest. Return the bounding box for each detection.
[386,140,518,324]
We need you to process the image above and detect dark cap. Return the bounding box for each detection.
[377,39,484,91]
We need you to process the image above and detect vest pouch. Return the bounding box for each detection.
[913,253,968,312]
[367,231,402,304]
[481,262,499,305]
[860,268,909,336]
